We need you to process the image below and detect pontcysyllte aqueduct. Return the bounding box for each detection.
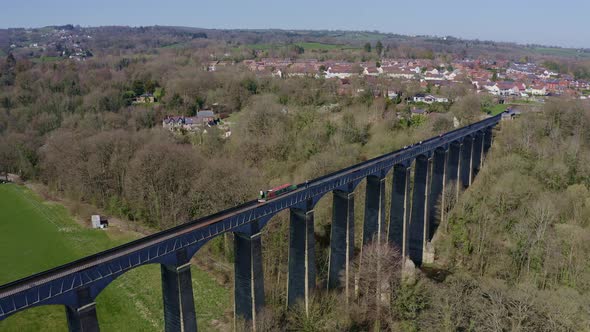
[0,113,503,332]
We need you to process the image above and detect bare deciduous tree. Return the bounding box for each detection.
[347,240,402,330]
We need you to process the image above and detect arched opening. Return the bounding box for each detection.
[94,263,165,331]
[93,259,230,331]
[313,191,335,288]
[259,209,290,307]
[189,232,234,328]
[429,147,448,240]
[176,233,239,330]
[386,160,416,257]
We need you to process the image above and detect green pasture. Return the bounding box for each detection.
[0,184,229,331]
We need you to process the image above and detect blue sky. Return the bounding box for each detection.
[2,0,589,48]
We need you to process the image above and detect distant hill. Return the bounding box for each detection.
[1,25,589,62]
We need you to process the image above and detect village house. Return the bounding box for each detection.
[260,58,293,67]
[162,116,198,131]
[133,93,155,104]
[484,82,520,96]
[428,80,453,89]
[412,93,449,104]
[206,61,218,71]
[196,110,215,123]
[423,73,445,81]
[387,90,399,99]
[286,64,319,78]
[470,69,492,82]
[410,66,422,74]
[325,64,357,79]
[162,111,217,132]
[445,69,461,80]
[362,66,382,76]
[538,69,559,79]
[507,63,537,75]
[205,60,232,72]
[379,59,399,67]
[381,66,416,79]
[271,68,283,78]
[425,68,439,75]
[527,84,548,96]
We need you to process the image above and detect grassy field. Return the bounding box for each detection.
[485,103,510,115]
[0,184,229,331]
[295,42,359,50]
[244,41,358,51]
[338,31,387,42]
[30,56,62,63]
[159,42,191,49]
[532,47,590,59]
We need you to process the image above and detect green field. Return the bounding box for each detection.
[244,41,359,51]
[338,31,387,42]
[485,103,509,115]
[160,42,190,49]
[295,42,359,50]
[532,47,590,59]
[31,56,62,63]
[0,184,229,331]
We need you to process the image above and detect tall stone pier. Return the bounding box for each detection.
[65,288,99,332]
[161,262,198,332]
[234,230,265,330]
[328,190,355,299]
[287,205,316,312]
[388,164,411,258]
[408,155,431,266]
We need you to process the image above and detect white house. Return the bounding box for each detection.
[544,70,558,76]
[363,66,382,76]
[325,65,356,79]
[527,85,547,96]
[425,68,439,75]
[424,73,445,81]
[485,82,520,96]
[443,70,459,81]
[387,90,399,99]
[206,61,219,71]
[272,69,283,78]
[381,66,415,79]
[412,94,449,104]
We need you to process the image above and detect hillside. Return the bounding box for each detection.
[1,26,589,61]
[419,103,590,331]
[0,184,229,331]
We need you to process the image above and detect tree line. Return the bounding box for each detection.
[0,50,471,230]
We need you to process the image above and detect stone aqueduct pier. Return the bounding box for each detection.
[0,114,501,331]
